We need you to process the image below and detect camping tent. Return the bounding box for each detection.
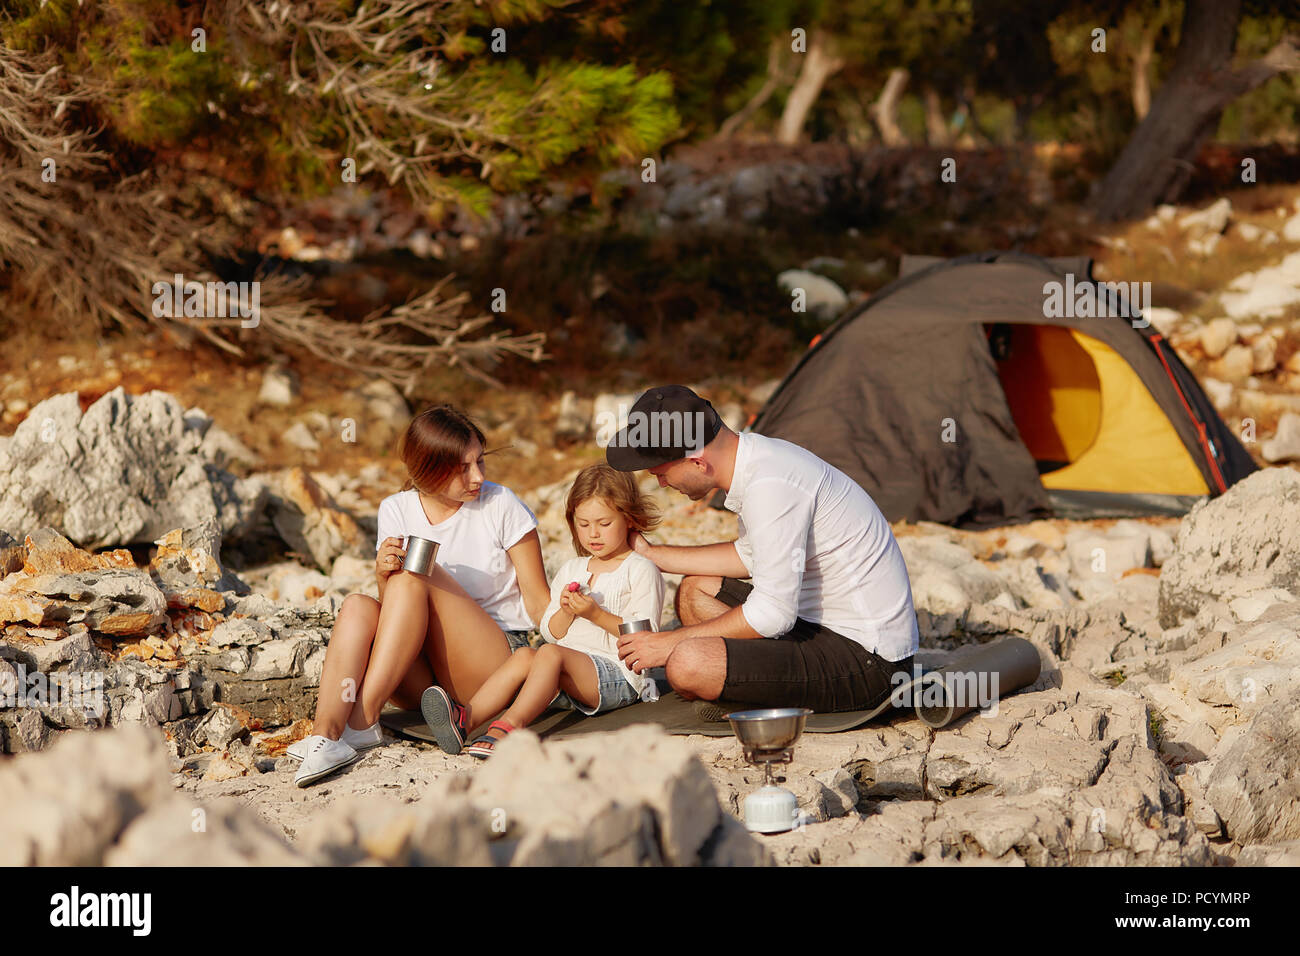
[732,251,1257,527]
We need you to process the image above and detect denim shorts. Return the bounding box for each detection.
[505,629,541,651]
[550,652,641,716]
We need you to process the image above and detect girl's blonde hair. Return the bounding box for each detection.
[565,463,660,556]
[398,404,487,495]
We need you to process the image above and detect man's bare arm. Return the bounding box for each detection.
[670,604,765,641]
[634,536,749,578]
[618,605,767,671]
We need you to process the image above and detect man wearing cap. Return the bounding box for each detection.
[605,385,918,713]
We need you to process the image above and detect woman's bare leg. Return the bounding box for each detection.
[503,644,599,728]
[355,565,512,726]
[311,593,381,739]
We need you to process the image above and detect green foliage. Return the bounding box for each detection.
[489,0,792,135]
[1220,11,1300,143]
[475,61,678,186]
[0,0,682,213]
[0,0,84,51]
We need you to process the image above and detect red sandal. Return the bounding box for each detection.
[465,718,516,759]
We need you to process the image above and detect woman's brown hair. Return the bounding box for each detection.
[565,463,661,556]
[399,404,487,495]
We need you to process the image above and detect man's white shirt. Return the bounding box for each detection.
[723,431,919,661]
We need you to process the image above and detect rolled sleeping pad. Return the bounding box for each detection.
[901,637,1041,729]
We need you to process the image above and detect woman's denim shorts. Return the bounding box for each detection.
[505,629,541,651]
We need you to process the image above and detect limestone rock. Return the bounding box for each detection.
[1208,344,1254,383]
[148,521,247,599]
[1199,318,1238,359]
[1238,840,1300,865]
[193,701,251,749]
[1178,198,1231,235]
[1262,412,1300,463]
[345,379,410,441]
[591,392,638,448]
[1065,528,1152,582]
[258,365,300,407]
[1142,307,1182,336]
[0,530,23,578]
[0,389,268,550]
[0,723,172,865]
[0,565,167,636]
[1205,692,1300,844]
[1158,468,1300,627]
[267,468,365,571]
[208,618,274,648]
[106,795,309,865]
[1201,377,1233,412]
[20,527,135,575]
[465,725,768,866]
[750,378,782,406]
[900,537,1015,619]
[553,391,590,444]
[282,422,320,452]
[1168,614,1300,723]
[1251,335,1278,374]
[1219,251,1300,320]
[298,791,496,867]
[776,269,848,321]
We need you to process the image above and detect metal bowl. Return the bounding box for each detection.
[725,707,813,752]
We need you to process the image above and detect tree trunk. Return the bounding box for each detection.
[716,39,788,140]
[869,68,909,146]
[1131,26,1155,120]
[776,31,844,145]
[1094,0,1300,221]
[923,86,949,146]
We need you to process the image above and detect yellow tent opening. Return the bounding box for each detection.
[991,324,1208,496]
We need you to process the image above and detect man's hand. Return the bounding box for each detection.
[617,629,680,673]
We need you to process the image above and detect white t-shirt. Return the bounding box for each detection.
[537,551,665,700]
[375,482,538,632]
[725,431,919,662]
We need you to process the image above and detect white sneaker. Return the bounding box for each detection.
[293,735,360,788]
[285,721,384,762]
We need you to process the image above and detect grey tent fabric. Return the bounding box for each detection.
[740,251,1258,528]
[755,300,1051,527]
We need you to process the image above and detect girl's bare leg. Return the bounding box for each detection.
[355,566,512,726]
[461,648,536,730]
[504,644,599,728]
[312,594,381,739]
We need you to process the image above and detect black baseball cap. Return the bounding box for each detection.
[605,385,724,471]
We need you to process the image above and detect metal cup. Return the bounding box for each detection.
[402,536,439,575]
[618,618,653,635]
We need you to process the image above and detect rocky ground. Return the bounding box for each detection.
[1,376,1299,864]
[4,184,1300,866]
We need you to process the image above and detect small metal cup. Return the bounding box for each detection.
[402,536,439,575]
[618,618,653,635]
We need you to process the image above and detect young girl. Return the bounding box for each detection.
[420,463,664,757]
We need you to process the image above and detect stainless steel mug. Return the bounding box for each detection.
[618,618,653,635]
[402,536,440,575]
